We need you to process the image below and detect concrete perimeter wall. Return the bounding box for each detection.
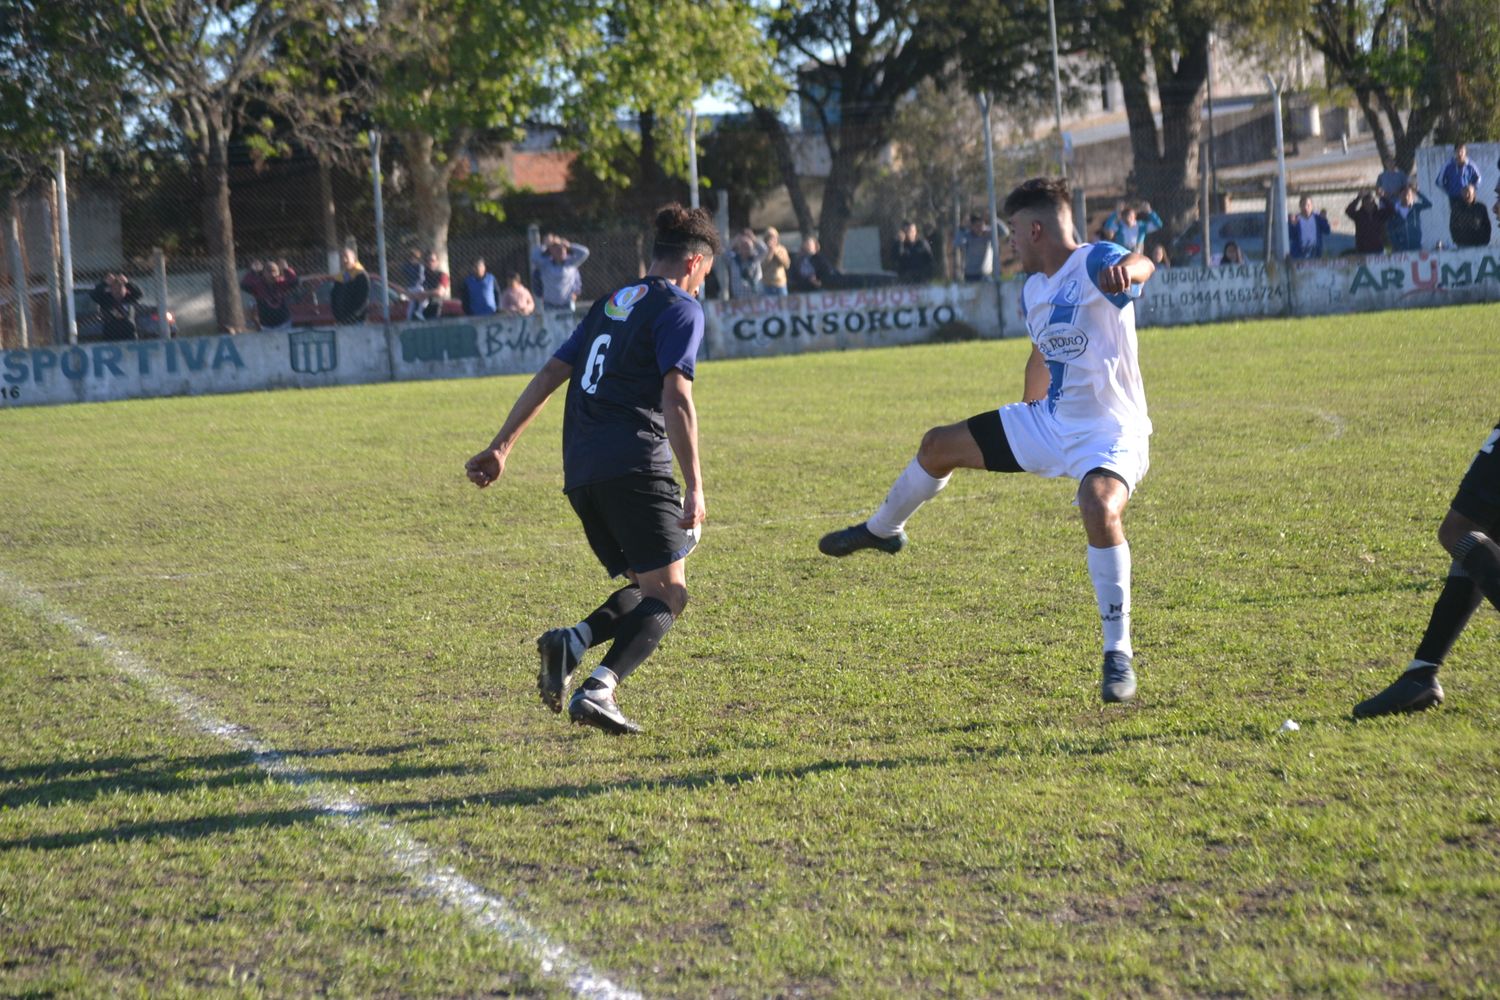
[4,247,1497,409]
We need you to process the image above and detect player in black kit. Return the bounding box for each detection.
[1355,419,1500,718]
[465,204,720,735]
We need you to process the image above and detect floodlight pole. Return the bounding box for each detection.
[686,108,700,210]
[371,130,391,329]
[1266,74,1290,261]
[978,91,1002,281]
[1048,0,1067,178]
[57,148,77,343]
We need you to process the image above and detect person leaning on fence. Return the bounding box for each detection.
[759,227,791,296]
[418,250,449,319]
[240,258,299,331]
[1288,196,1331,259]
[792,235,836,292]
[499,272,535,316]
[90,272,143,340]
[532,234,590,312]
[1346,187,1393,254]
[1449,184,1493,249]
[727,228,767,298]
[954,212,994,282]
[1217,241,1244,266]
[1385,183,1433,253]
[460,257,499,317]
[894,221,936,283]
[329,247,369,325]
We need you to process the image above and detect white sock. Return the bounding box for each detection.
[865,457,951,538]
[1405,659,1438,674]
[586,666,618,693]
[1087,542,1133,656]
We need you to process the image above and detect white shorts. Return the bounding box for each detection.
[997,401,1150,493]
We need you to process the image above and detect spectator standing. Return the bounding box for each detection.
[792,235,835,292]
[727,228,767,298]
[1346,188,1394,254]
[400,247,425,320]
[460,257,499,316]
[893,221,936,283]
[90,272,143,340]
[239,258,299,331]
[1449,185,1493,248]
[498,272,535,316]
[1386,183,1433,253]
[1217,241,1244,266]
[1436,142,1482,206]
[531,234,590,312]
[1288,196,1331,259]
[760,227,791,296]
[329,247,370,324]
[1116,202,1163,253]
[954,212,993,282]
[1099,200,1128,242]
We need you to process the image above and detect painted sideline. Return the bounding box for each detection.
[0,569,642,1000]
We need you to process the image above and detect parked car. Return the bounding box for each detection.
[1171,211,1356,264]
[283,274,462,327]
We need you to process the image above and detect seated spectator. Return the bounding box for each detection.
[400,246,425,320]
[760,227,791,296]
[1385,183,1432,252]
[329,247,370,325]
[727,228,767,298]
[1288,196,1331,259]
[1345,188,1393,254]
[239,258,299,331]
[418,250,449,319]
[1449,184,1493,248]
[531,233,589,312]
[459,257,499,316]
[498,273,535,316]
[791,235,836,292]
[1217,241,1245,266]
[893,221,936,283]
[90,271,143,340]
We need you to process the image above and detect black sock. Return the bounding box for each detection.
[1411,568,1483,670]
[595,597,676,685]
[580,585,642,648]
[1455,532,1500,612]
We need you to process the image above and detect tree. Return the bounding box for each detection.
[697,115,784,229]
[1431,0,1500,146]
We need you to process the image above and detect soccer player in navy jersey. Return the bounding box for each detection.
[465,205,721,735]
[1355,420,1500,718]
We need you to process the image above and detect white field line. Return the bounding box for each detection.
[0,570,641,1000]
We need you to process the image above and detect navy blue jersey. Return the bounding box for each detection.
[553,276,704,492]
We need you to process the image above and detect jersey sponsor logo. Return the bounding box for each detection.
[604,284,649,321]
[1040,327,1089,361]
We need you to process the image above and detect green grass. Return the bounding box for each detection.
[2,304,1498,997]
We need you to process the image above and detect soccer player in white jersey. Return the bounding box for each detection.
[818,177,1156,703]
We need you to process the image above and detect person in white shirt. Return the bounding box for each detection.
[818,177,1157,704]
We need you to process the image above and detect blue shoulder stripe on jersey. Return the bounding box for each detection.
[1048,301,1077,327]
[1085,242,1132,309]
[1045,360,1066,413]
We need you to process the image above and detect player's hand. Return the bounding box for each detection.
[1097,264,1132,294]
[465,449,504,488]
[679,487,706,530]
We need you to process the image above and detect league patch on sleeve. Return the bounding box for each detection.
[604,284,649,321]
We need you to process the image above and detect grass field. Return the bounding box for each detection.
[2,304,1498,998]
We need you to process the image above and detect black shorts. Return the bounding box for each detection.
[1451,419,1500,528]
[567,474,698,578]
[965,410,1024,473]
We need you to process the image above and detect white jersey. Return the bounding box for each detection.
[1019,242,1151,441]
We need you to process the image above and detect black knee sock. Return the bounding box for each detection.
[1454,532,1500,613]
[1411,567,1483,672]
[590,597,675,686]
[580,585,642,648]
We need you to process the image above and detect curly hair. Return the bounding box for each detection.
[652,203,723,261]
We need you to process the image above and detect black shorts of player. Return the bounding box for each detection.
[965,409,1024,473]
[567,473,697,579]
[1451,419,1500,528]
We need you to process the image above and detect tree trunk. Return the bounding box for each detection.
[817,132,863,267]
[403,130,455,272]
[6,194,29,348]
[317,155,340,274]
[199,126,245,333]
[752,106,817,239]
[1149,36,1208,237]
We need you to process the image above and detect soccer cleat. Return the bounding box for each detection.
[568,687,642,735]
[536,628,585,713]
[1101,651,1136,704]
[1353,672,1444,719]
[818,522,908,557]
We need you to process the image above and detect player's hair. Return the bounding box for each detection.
[652,203,722,261]
[1002,177,1072,218]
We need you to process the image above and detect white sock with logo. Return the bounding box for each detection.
[1087,542,1132,656]
[866,457,951,538]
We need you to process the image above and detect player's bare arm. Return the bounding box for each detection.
[1097,253,1155,295]
[661,369,704,529]
[1022,344,1049,403]
[466,357,572,487]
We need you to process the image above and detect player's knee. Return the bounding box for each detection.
[1437,510,1475,554]
[917,426,951,473]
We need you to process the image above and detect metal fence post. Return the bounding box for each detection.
[371,130,391,331]
[153,247,170,338]
[56,148,77,344]
[6,196,29,348]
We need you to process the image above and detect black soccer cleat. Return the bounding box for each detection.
[568,688,642,735]
[818,522,908,557]
[1353,672,1444,719]
[1101,651,1137,704]
[536,628,584,713]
